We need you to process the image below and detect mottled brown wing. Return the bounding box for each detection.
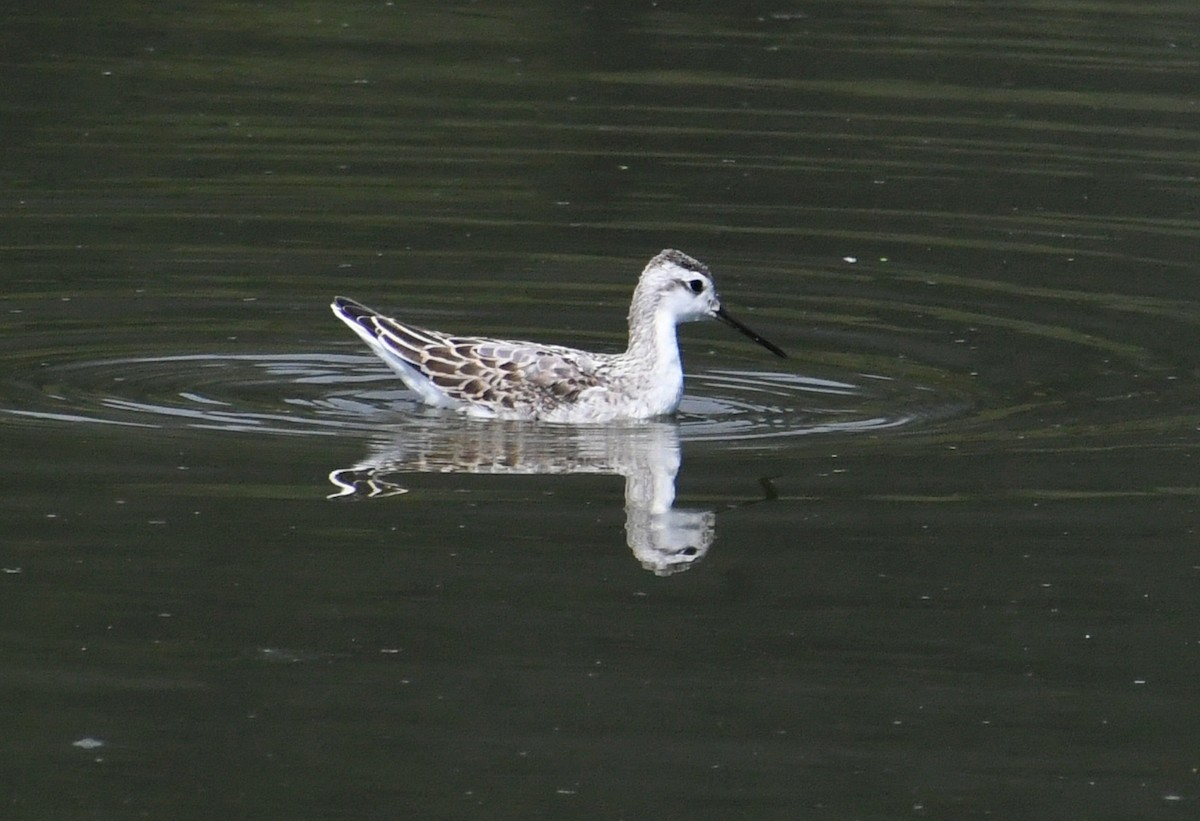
[372,316,602,410]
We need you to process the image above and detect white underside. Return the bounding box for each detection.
[454,379,683,424]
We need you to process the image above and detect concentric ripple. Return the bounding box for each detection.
[0,351,971,443]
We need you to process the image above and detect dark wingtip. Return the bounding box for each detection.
[331,296,375,321]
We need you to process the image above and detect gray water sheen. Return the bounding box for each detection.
[3,3,1199,819]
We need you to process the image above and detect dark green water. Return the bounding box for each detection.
[3,2,1199,818]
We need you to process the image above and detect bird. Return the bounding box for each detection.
[330,249,786,423]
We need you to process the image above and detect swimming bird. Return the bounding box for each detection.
[331,249,786,423]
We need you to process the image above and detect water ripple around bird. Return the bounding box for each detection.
[0,350,972,445]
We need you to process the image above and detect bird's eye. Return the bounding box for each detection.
[686,279,705,294]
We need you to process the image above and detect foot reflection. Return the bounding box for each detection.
[328,419,713,575]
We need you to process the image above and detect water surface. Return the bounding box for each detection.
[3,2,1199,818]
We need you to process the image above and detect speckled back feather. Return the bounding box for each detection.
[334,297,606,413]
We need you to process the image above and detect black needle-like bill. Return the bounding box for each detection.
[715,306,787,358]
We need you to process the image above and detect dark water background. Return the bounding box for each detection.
[3,2,1199,818]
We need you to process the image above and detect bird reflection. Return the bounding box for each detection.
[327,418,714,575]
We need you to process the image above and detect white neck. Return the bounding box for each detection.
[622,302,685,415]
